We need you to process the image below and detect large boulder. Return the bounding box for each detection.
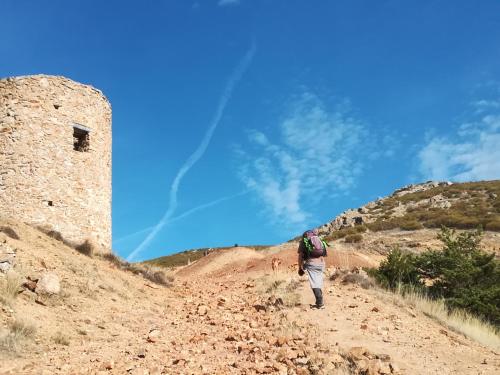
[35,272,60,295]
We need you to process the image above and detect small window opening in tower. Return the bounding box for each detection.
[73,126,90,152]
[53,104,61,109]
[47,200,53,206]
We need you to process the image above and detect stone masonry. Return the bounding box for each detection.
[0,75,112,249]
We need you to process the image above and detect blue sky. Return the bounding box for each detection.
[2,1,500,261]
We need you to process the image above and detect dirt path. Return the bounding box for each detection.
[289,276,499,375]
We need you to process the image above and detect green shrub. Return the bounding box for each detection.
[373,227,500,327]
[374,247,421,289]
[399,219,424,231]
[485,219,500,231]
[353,225,367,233]
[415,227,499,326]
[344,234,363,243]
[366,219,399,232]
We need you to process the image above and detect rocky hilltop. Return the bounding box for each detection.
[319,180,500,235]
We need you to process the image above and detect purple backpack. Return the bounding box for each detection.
[303,230,326,258]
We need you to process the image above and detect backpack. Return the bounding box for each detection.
[303,230,328,258]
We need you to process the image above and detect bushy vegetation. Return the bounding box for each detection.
[74,239,95,257]
[0,317,36,353]
[344,233,363,243]
[36,226,95,257]
[0,226,20,240]
[325,225,367,241]
[96,252,174,287]
[0,271,22,306]
[371,227,500,328]
[370,247,421,289]
[368,181,500,232]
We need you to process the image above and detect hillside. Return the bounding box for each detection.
[1,218,499,374]
[151,181,500,270]
[319,180,500,239]
[146,245,271,269]
[2,181,500,374]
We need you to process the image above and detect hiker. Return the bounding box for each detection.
[297,229,327,309]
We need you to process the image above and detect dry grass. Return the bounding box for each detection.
[35,226,97,257]
[99,252,124,266]
[0,271,22,306]
[344,233,363,243]
[255,272,301,308]
[52,331,70,346]
[377,287,500,350]
[0,317,36,353]
[341,273,374,289]
[0,226,20,240]
[74,239,95,257]
[96,252,175,287]
[140,264,174,286]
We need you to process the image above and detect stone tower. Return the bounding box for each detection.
[0,75,112,249]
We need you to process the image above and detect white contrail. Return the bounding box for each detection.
[127,43,256,261]
[114,190,248,246]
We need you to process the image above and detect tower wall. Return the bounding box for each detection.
[0,75,112,249]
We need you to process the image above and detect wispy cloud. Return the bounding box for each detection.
[126,42,256,261]
[114,190,248,247]
[218,0,240,6]
[418,100,500,181]
[236,92,368,230]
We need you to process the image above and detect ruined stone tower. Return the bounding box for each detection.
[0,75,112,249]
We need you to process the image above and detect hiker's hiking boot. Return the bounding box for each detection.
[312,288,323,307]
[310,304,325,310]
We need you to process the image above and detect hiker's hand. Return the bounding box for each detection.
[298,268,305,276]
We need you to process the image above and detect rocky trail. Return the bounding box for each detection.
[292,276,499,375]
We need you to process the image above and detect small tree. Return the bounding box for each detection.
[375,247,421,289]
[416,227,499,326]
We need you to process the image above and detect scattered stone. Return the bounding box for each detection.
[197,305,208,316]
[371,306,380,312]
[378,361,392,374]
[348,347,370,361]
[376,354,391,362]
[147,329,161,343]
[23,277,38,292]
[100,360,114,370]
[0,240,16,273]
[276,336,288,347]
[389,362,400,373]
[253,304,267,313]
[149,365,163,375]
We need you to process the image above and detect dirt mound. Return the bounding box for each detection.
[176,246,265,277]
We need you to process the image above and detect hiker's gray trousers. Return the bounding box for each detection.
[304,262,325,289]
